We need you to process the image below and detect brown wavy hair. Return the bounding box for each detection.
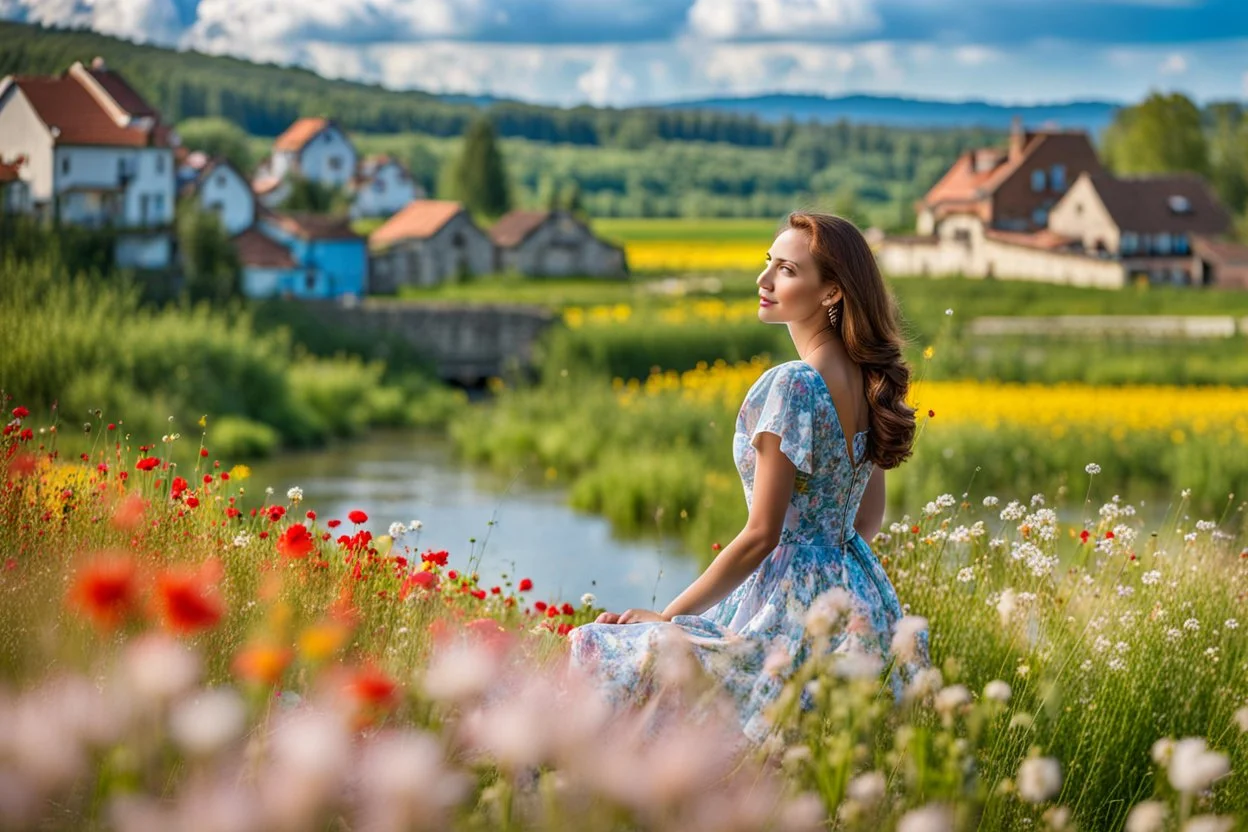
[784,211,916,469]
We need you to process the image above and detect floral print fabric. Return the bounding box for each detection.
[568,360,928,742]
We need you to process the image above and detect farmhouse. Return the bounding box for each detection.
[350,154,424,219]
[0,58,176,268]
[490,209,627,278]
[368,200,494,292]
[253,117,357,204]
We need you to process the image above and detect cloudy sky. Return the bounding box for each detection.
[2,0,1245,107]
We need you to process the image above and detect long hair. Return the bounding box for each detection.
[784,212,916,469]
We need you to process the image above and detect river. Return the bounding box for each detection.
[246,430,701,612]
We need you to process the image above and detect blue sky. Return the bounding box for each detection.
[2,0,1245,106]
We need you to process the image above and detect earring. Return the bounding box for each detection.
[826,299,840,330]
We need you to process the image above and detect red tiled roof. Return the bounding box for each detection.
[265,211,360,241]
[86,68,157,117]
[922,131,1083,211]
[11,75,155,147]
[1191,234,1248,266]
[985,228,1081,251]
[490,210,552,248]
[273,118,331,153]
[232,228,296,269]
[1084,172,1230,236]
[370,200,464,247]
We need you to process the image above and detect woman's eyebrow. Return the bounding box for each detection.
[767,253,797,266]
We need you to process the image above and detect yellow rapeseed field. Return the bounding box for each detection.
[625,242,765,272]
[563,300,760,329]
[616,359,1248,446]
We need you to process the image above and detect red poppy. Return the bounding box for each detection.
[200,448,209,457]
[545,606,559,618]
[267,505,286,522]
[185,496,200,509]
[306,510,316,521]
[911,525,921,535]
[171,476,188,498]
[711,542,721,552]
[225,507,241,519]
[135,457,160,472]
[518,578,533,592]
[347,664,397,707]
[1079,530,1090,544]
[534,601,547,612]
[277,523,316,559]
[67,554,139,630]
[557,622,573,636]
[112,493,147,530]
[421,549,449,567]
[447,570,458,581]
[1105,530,1115,540]
[11,406,29,419]
[327,519,341,529]
[399,570,439,600]
[155,560,224,634]
[490,586,501,595]
[348,509,368,525]
[928,409,936,418]
[471,589,487,600]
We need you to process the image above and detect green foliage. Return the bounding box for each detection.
[446,118,512,218]
[174,117,256,173]
[279,175,343,214]
[176,200,240,304]
[1102,92,1210,178]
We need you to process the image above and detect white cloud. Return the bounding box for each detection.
[1158,52,1187,74]
[953,45,1000,67]
[686,0,881,40]
[0,0,182,43]
[575,51,638,107]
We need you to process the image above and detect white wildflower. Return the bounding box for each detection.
[1225,618,1239,630]
[388,522,407,538]
[984,680,1011,703]
[997,589,1017,625]
[1017,757,1062,803]
[409,520,423,531]
[1167,737,1229,793]
[265,486,274,496]
[983,496,999,508]
[1001,501,1026,521]
[1085,463,1101,475]
[1030,493,1045,507]
[956,567,974,583]
[945,308,953,316]
[890,616,927,663]
[232,533,251,548]
[1181,488,1191,498]
[1124,801,1167,832]
[1151,738,1175,766]
[168,688,246,758]
[1116,585,1135,598]
[1141,570,1161,585]
[286,486,303,503]
[1232,705,1248,733]
[1092,636,1111,654]
[1164,628,1182,642]
[581,593,596,606]
[1107,657,1127,672]
[1183,618,1200,632]
[898,804,953,832]
[805,587,854,638]
[1182,816,1234,832]
[846,771,886,806]
[934,684,970,718]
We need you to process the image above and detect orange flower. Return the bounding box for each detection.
[68,553,139,630]
[347,664,397,707]
[111,493,147,531]
[155,560,224,634]
[232,642,293,685]
[298,621,350,663]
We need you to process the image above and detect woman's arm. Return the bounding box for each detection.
[853,466,886,541]
[655,431,796,619]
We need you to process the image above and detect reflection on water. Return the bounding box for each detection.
[245,430,700,612]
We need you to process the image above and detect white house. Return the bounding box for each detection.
[179,156,255,236]
[350,154,423,219]
[253,117,357,204]
[0,57,177,268]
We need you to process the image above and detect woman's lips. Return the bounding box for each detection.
[759,296,775,307]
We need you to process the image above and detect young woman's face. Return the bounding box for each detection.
[757,227,840,324]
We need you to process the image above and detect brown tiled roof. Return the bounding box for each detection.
[1191,234,1248,266]
[273,118,331,153]
[922,131,1085,210]
[1085,172,1230,236]
[266,211,361,241]
[10,74,157,147]
[490,210,552,248]
[370,200,464,247]
[985,228,1081,251]
[232,228,297,269]
[86,67,157,117]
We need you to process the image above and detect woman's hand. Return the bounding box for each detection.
[596,609,670,625]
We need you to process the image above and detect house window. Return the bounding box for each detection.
[1032,207,1049,226]
[117,158,128,181]
[1050,165,1066,191]
[1121,232,1138,254]
[1031,169,1046,192]
[1139,234,1151,254]
[156,153,165,174]
[328,157,343,172]
[154,193,166,219]
[216,174,227,188]
[374,180,385,193]
[61,156,71,176]
[305,273,317,292]
[1074,202,1083,216]
[1174,234,1189,255]
[1155,232,1172,255]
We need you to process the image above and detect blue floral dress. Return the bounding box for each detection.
[568,360,928,742]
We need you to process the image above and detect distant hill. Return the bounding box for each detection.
[662,93,1121,134]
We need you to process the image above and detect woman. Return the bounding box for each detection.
[567,212,930,743]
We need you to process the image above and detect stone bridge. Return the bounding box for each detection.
[305,299,559,384]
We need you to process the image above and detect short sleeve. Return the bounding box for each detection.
[749,364,815,474]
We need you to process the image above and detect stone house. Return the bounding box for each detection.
[368,200,494,292]
[1047,172,1230,285]
[350,154,424,219]
[253,117,357,205]
[0,58,176,268]
[489,209,627,278]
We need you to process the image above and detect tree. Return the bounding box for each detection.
[280,175,339,214]
[447,117,512,218]
[1207,104,1248,216]
[1101,92,1210,177]
[175,117,255,173]
[177,201,239,305]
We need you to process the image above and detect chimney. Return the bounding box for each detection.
[1008,116,1025,162]
[91,56,107,71]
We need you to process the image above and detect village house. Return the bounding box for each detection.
[253,117,357,207]
[350,154,424,219]
[0,58,177,268]
[179,155,256,236]
[251,211,368,299]
[0,155,27,213]
[368,200,494,292]
[489,209,627,278]
[878,119,1248,290]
